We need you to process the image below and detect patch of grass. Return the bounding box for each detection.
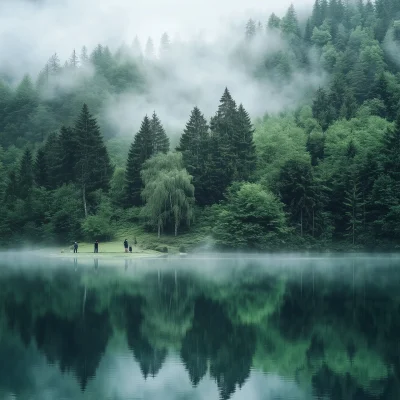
[112,222,213,254]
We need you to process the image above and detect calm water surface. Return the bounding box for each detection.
[0,253,400,400]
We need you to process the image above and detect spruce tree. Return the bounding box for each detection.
[58,126,78,185]
[43,132,61,189]
[74,104,113,217]
[281,4,301,36]
[234,104,256,181]
[208,88,238,202]
[267,13,281,30]
[150,112,169,154]
[245,19,256,40]
[125,115,153,207]
[18,148,34,200]
[177,106,210,205]
[34,148,48,188]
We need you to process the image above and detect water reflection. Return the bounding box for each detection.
[0,255,400,399]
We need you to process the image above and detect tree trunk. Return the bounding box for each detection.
[175,220,178,236]
[82,184,88,218]
[158,219,161,238]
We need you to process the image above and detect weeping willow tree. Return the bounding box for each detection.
[141,152,195,237]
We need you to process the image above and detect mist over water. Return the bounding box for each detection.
[1,254,400,399]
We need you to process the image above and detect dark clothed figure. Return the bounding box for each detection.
[124,239,128,253]
[129,246,132,253]
[73,242,78,253]
[94,240,99,253]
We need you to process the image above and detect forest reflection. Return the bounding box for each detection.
[0,255,399,399]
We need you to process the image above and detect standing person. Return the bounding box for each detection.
[94,240,99,253]
[129,245,132,253]
[73,241,78,253]
[124,239,128,253]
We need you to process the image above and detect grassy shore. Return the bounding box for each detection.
[59,241,161,258]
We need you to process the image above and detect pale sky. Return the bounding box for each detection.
[0,0,315,76]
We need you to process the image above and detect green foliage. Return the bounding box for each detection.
[141,152,195,236]
[81,201,115,241]
[124,113,170,207]
[213,183,287,249]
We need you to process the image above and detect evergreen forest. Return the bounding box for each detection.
[1,0,400,250]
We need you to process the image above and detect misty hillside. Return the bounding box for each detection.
[1,0,400,250]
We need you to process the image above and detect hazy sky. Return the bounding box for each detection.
[0,0,314,75]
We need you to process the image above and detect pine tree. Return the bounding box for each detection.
[234,104,256,181]
[18,148,34,200]
[58,126,78,184]
[312,88,334,130]
[43,132,62,189]
[74,104,113,217]
[177,106,210,205]
[208,88,238,202]
[267,13,281,30]
[281,4,301,36]
[69,49,79,68]
[5,171,18,207]
[124,116,153,207]
[344,179,364,245]
[150,112,169,154]
[132,36,143,59]
[145,37,155,60]
[381,112,400,183]
[311,0,323,27]
[34,148,48,188]
[245,19,256,41]
[80,46,89,65]
[48,53,61,75]
[159,33,171,58]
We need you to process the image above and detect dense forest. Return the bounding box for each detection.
[1,0,400,250]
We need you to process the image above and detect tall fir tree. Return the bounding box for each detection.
[124,116,153,207]
[34,148,48,188]
[281,4,301,36]
[58,126,78,185]
[74,104,113,217]
[177,106,210,205]
[234,104,256,181]
[43,132,61,189]
[18,148,34,200]
[150,112,170,154]
[208,88,239,202]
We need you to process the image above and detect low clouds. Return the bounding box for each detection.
[0,0,321,137]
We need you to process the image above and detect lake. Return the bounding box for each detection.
[0,253,399,400]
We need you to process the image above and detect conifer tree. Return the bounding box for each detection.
[74,104,113,217]
[145,38,155,60]
[177,106,210,205]
[43,132,61,189]
[125,115,153,207]
[69,49,79,68]
[34,148,48,188]
[208,88,238,202]
[344,179,364,245]
[48,53,61,75]
[281,4,301,36]
[159,33,171,58]
[80,46,89,65]
[18,148,34,200]
[150,112,169,154]
[268,13,281,30]
[234,104,256,181]
[58,126,78,184]
[245,19,256,41]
